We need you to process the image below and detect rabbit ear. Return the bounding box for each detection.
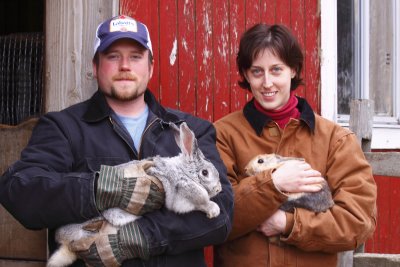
[170,123,181,147]
[177,122,198,160]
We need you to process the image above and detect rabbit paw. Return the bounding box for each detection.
[206,202,220,218]
[102,208,140,227]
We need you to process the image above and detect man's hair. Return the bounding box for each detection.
[236,23,304,91]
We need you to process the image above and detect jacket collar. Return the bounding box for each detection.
[243,96,315,136]
[83,89,180,124]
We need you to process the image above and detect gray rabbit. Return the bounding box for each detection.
[47,122,222,267]
[244,153,334,213]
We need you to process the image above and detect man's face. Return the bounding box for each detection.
[93,39,154,102]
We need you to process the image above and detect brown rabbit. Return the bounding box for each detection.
[245,153,334,213]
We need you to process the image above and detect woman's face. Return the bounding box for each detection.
[244,48,295,111]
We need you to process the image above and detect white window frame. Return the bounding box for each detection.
[321,0,400,149]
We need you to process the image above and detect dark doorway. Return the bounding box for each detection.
[0,0,45,125]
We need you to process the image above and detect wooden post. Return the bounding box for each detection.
[349,99,374,152]
[44,0,119,112]
[349,99,374,254]
[338,99,374,267]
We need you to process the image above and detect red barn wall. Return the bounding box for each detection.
[120,0,321,122]
[120,0,400,262]
[366,174,400,253]
[120,2,320,266]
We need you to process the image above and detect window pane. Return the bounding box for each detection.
[337,0,355,115]
[369,0,393,116]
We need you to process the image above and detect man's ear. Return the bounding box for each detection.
[149,58,154,79]
[92,61,98,78]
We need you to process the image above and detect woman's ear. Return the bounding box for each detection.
[243,70,249,81]
[291,69,296,79]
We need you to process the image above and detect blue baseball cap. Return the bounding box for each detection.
[93,15,153,56]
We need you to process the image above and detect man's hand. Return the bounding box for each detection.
[271,160,324,193]
[96,160,165,215]
[69,220,149,267]
[257,209,286,237]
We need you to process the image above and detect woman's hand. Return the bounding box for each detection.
[271,160,324,193]
[257,209,286,237]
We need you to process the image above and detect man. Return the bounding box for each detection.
[0,15,233,266]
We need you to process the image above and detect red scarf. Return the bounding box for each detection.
[254,93,300,129]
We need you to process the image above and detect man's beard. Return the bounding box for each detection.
[108,86,145,101]
[106,72,146,101]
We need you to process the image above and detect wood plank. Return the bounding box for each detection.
[261,0,276,24]
[376,175,390,252]
[196,0,214,121]
[290,0,306,97]
[243,0,260,105]
[350,99,374,151]
[303,0,320,112]
[366,175,400,253]
[212,1,231,120]
[177,0,196,115]
[120,0,161,99]
[44,0,118,112]
[364,152,400,177]
[159,0,179,109]
[354,253,400,267]
[245,0,261,27]
[228,0,247,113]
[275,0,291,25]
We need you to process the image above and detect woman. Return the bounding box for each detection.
[213,23,377,267]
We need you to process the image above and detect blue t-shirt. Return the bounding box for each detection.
[117,105,149,152]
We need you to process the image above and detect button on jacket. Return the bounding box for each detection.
[0,89,233,267]
[213,97,376,267]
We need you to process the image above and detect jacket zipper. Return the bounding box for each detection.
[137,118,160,159]
[108,116,139,159]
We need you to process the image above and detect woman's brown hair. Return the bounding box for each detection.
[236,23,304,91]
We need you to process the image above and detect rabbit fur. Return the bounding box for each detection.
[245,153,334,213]
[47,122,222,267]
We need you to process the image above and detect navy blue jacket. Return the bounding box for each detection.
[0,90,233,267]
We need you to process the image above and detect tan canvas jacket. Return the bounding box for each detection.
[213,98,377,267]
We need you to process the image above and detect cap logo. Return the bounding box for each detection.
[110,18,137,33]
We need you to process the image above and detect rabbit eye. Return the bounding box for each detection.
[202,170,209,176]
[257,159,264,164]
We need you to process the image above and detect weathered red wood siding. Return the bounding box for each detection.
[120,0,321,122]
[121,0,400,261]
[365,175,400,253]
[120,2,320,266]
